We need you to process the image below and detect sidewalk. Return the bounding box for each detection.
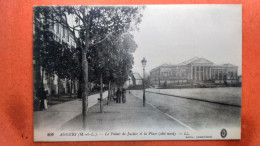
[61,92,188,132]
[34,91,108,131]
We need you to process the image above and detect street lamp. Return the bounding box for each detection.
[141,57,147,106]
[128,78,131,88]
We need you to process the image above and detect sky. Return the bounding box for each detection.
[132,5,242,76]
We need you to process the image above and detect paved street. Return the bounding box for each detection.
[61,92,188,132]
[34,88,241,141]
[131,90,241,131]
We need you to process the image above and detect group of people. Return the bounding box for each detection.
[38,86,127,110]
[114,88,126,103]
[38,87,48,110]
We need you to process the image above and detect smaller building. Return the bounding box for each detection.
[131,73,143,86]
[123,76,134,88]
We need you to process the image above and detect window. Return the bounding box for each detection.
[56,24,59,33]
[63,27,65,38]
[51,22,54,30]
[215,71,218,79]
[219,71,223,80]
[163,72,168,77]
[67,31,69,42]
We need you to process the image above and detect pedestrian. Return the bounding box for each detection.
[122,88,126,103]
[77,88,82,101]
[116,88,121,103]
[43,90,48,110]
[113,88,117,101]
[38,87,45,110]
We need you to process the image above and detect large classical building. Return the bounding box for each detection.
[150,57,239,86]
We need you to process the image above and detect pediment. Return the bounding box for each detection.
[179,57,213,65]
[191,58,213,65]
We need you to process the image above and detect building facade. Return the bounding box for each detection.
[131,73,143,86]
[33,13,78,96]
[150,57,238,86]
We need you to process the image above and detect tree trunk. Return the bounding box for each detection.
[41,67,44,88]
[100,74,104,113]
[70,78,73,98]
[73,80,76,95]
[57,77,60,99]
[82,50,88,116]
[107,81,111,105]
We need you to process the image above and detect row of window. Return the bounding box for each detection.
[158,70,237,79]
[193,66,211,72]
[50,22,75,47]
[162,71,188,78]
[212,70,237,80]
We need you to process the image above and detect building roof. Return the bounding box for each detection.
[221,63,237,67]
[150,62,181,72]
[178,57,213,65]
[132,73,142,80]
[178,57,199,65]
[213,63,238,68]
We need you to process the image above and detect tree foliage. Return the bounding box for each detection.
[33,7,81,88]
[34,6,144,114]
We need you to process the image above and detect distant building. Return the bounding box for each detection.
[150,57,239,86]
[123,76,134,88]
[238,75,242,83]
[131,73,143,86]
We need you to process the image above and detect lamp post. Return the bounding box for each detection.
[128,78,131,88]
[141,57,147,107]
[128,78,131,94]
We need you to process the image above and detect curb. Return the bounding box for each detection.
[146,91,241,107]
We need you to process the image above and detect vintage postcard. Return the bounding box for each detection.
[33,5,242,141]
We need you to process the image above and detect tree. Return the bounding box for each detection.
[34,7,81,99]
[46,6,144,116]
[33,7,61,97]
[87,32,138,112]
[113,34,137,87]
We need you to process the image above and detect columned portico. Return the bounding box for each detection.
[192,65,213,81]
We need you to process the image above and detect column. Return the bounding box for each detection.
[217,70,220,80]
[208,67,210,80]
[190,65,193,80]
[213,69,215,79]
[195,66,198,80]
[205,67,208,80]
[210,68,212,79]
[198,66,201,80]
[208,68,210,79]
[203,66,205,81]
[194,66,197,80]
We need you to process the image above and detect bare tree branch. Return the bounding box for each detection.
[89,31,131,47]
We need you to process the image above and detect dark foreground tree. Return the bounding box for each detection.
[47,6,144,116]
[34,7,81,99]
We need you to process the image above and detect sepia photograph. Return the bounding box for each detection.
[33,5,242,141]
